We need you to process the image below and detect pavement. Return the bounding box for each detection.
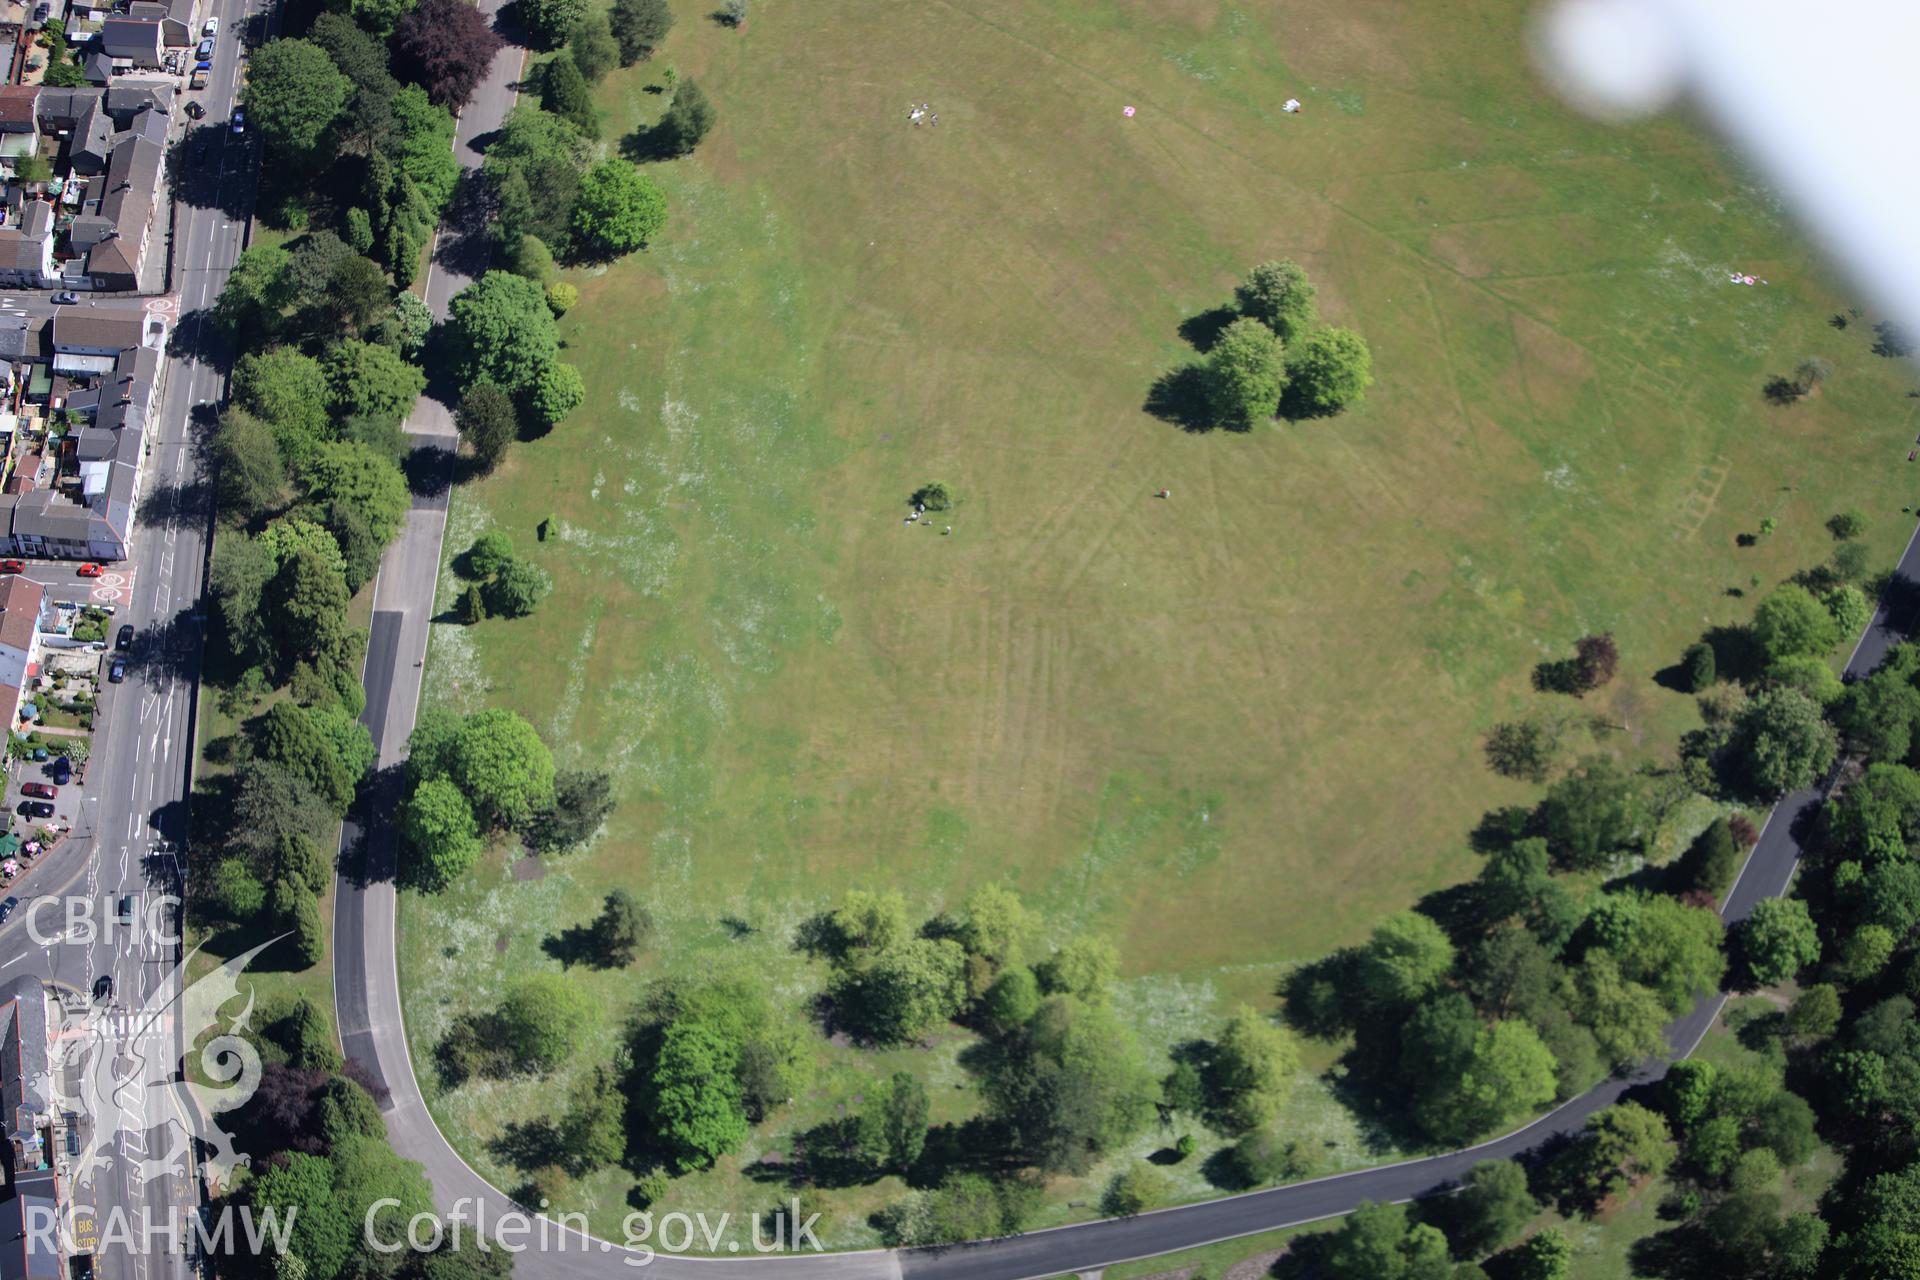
[0,0,266,1272]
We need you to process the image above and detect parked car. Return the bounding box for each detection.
[0,561,21,574]
[0,898,18,925]
[196,36,214,58]
[17,801,53,819]
[231,109,246,135]
[107,659,125,684]
[202,15,217,34]
[190,65,208,90]
[92,975,111,1004]
[115,625,133,652]
[51,757,70,785]
[185,100,205,120]
[51,292,76,304]
[20,784,54,799]
[76,563,102,577]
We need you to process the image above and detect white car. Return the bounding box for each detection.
[202,15,217,34]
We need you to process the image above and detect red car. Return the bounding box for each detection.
[75,563,102,578]
[0,561,20,575]
[19,783,55,799]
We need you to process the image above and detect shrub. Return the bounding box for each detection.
[722,0,748,26]
[1221,1128,1310,1187]
[1683,641,1716,692]
[547,282,578,315]
[1828,509,1867,540]
[911,482,953,512]
[1099,1163,1168,1217]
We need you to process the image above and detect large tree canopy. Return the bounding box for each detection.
[447,270,560,395]
[1203,317,1287,430]
[393,0,504,110]
[244,39,351,155]
[571,160,666,258]
[1234,259,1317,341]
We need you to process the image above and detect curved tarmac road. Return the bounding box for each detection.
[326,80,1920,1267]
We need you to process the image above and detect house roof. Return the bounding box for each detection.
[0,87,37,131]
[31,86,88,130]
[0,1187,61,1279]
[82,131,161,281]
[9,489,92,540]
[0,236,44,276]
[0,575,41,654]
[71,427,112,463]
[50,307,144,353]
[98,16,162,62]
[0,317,43,364]
[104,81,171,120]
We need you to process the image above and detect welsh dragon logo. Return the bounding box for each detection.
[44,936,280,1195]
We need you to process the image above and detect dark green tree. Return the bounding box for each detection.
[400,777,482,891]
[1283,326,1373,417]
[1682,640,1717,691]
[1451,1158,1537,1256]
[569,14,619,81]
[608,0,672,64]
[1355,910,1454,1005]
[497,972,597,1071]
[1677,816,1742,896]
[650,1019,748,1170]
[447,271,560,395]
[1233,259,1317,341]
[1537,756,1641,870]
[1729,688,1838,797]
[656,78,717,157]
[456,382,520,473]
[855,1071,929,1173]
[519,0,587,47]
[1202,317,1286,430]
[571,161,666,257]
[484,558,553,618]
[521,769,617,854]
[211,408,286,522]
[592,889,652,965]
[540,51,599,137]
[244,39,351,157]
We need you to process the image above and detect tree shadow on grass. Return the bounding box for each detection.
[747,1118,882,1190]
[1702,624,1765,685]
[488,1118,570,1172]
[1144,364,1215,432]
[541,922,616,970]
[1176,306,1238,352]
[1627,1223,1719,1280]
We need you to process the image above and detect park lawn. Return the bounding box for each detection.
[403,0,1913,1244]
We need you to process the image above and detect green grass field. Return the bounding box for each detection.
[400,0,1915,1245]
